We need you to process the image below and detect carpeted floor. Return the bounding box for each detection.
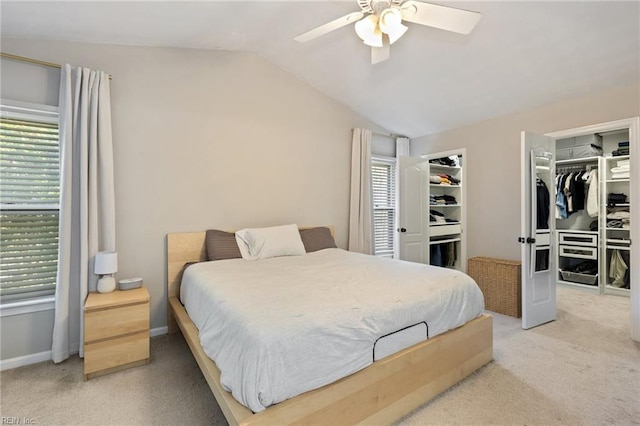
[1,286,639,425]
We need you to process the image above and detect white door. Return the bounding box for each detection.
[520,132,557,329]
[397,156,429,263]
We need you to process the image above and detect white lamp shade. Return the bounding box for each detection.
[385,22,408,44]
[355,15,383,47]
[379,8,408,45]
[94,251,118,275]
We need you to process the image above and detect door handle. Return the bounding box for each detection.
[397,227,407,233]
[518,237,536,244]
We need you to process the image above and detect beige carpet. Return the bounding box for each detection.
[2,287,639,425]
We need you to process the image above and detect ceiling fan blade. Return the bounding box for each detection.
[295,11,365,43]
[401,1,481,35]
[371,36,390,64]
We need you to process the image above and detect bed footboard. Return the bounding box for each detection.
[170,292,492,426]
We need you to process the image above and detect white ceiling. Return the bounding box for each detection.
[1,1,639,138]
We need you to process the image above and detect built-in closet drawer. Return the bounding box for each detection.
[558,232,598,247]
[430,224,461,238]
[559,245,598,260]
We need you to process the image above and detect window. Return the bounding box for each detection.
[0,100,60,303]
[372,156,396,258]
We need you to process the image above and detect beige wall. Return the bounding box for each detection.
[411,83,640,261]
[0,37,388,360]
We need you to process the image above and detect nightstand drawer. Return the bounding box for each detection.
[84,331,149,375]
[85,302,149,342]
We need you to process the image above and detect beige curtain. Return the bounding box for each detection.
[52,64,116,363]
[348,128,373,254]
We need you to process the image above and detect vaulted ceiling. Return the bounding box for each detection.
[1,1,639,138]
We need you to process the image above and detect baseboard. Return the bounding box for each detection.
[1,329,167,371]
[150,326,168,337]
[0,350,52,371]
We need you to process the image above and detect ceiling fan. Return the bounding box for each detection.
[294,0,481,64]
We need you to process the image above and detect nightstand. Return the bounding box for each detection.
[83,287,150,380]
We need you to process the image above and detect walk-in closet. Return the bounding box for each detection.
[554,129,631,297]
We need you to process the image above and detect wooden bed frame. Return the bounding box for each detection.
[166,230,493,426]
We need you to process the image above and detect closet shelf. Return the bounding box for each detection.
[608,203,630,207]
[429,204,461,208]
[425,163,460,171]
[429,237,461,245]
[429,184,461,187]
[604,285,630,293]
[606,179,630,183]
[606,245,631,251]
[606,238,631,244]
[430,222,460,226]
[606,227,630,231]
[605,154,629,161]
[556,156,601,165]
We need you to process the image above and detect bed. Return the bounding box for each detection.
[166,227,493,425]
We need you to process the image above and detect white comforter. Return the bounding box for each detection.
[180,248,484,412]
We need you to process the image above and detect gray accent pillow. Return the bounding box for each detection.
[205,229,242,261]
[299,227,337,253]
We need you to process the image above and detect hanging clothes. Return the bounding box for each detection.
[430,242,457,268]
[556,173,569,219]
[585,169,599,217]
[536,178,550,229]
[609,250,629,288]
[564,172,574,214]
[556,169,591,218]
[571,171,586,212]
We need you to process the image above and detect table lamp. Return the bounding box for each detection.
[95,251,118,293]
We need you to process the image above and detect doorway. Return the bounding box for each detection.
[520,117,639,341]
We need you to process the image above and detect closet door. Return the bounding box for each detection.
[520,132,557,329]
[397,156,429,263]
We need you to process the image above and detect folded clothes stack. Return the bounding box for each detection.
[610,158,630,179]
[608,192,628,205]
[612,140,629,157]
[429,209,458,223]
[429,194,458,205]
[428,156,459,167]
[429,174,460,185]
[607,209,630,229]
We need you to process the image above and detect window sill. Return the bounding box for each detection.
[0,296,55,317]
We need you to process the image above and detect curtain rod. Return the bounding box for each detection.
[352,128,408,139]
[1,52,113,80]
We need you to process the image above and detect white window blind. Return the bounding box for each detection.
[372,158,396,258]
[1,108,60,303]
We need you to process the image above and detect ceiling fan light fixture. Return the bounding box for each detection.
[385,21,408,44]
[295,0,482,64]
[378,7,408,44]
[355,14,383,47]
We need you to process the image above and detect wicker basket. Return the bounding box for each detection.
[468,257,522,318]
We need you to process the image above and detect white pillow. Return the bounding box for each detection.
[235,224,306,260]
